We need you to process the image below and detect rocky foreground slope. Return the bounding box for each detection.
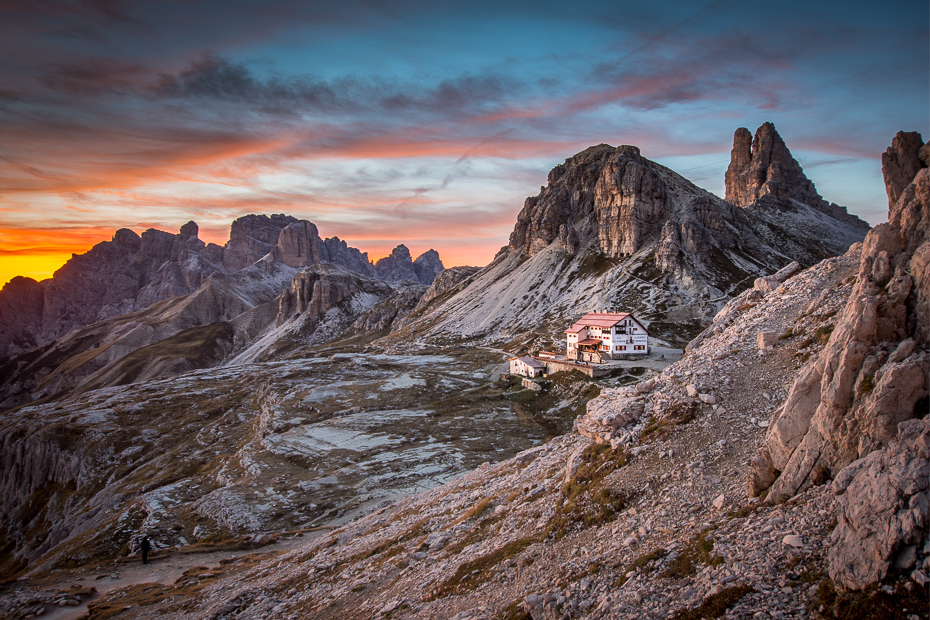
[3,132,922,620]
[394,124,868,352]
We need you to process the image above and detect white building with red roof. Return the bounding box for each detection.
[565,312,649,361]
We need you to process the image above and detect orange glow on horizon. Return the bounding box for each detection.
[1,225,499,289]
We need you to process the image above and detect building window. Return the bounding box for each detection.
[634,345,645,351]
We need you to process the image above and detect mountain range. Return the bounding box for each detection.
[2,123,914,615]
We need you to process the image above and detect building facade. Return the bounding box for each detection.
[565,312,649,361]
[509,356,547,377]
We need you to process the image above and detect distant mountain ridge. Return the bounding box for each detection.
[0,216,442,358]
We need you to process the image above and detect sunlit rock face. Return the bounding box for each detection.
[748,131,929,519]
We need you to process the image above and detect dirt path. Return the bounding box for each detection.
[9,531,328,620]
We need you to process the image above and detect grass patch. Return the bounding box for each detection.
[497,599,533,620]
[641,401,699,441]
[810,576,929,619]
[577,252,620,277]
[615,548,667,587]
[779,328,795,340]
[429,535,540,599]
[672,584,754,620]
[815,325,834,345]
[859,374,875,394]
[547,443,630,540]
[661,527,722,579]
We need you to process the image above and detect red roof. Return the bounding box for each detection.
[577,338,601,345]
[564,312,632,334]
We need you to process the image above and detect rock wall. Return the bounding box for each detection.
[375,245,445,284]
[827,418,929,590]
[748,133,930,504]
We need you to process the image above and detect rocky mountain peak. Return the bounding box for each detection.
[725,122,824,208]
[272,220,322,268]
[881,130,926,208]
[413,249,444,284]
[223,213,299,272]
[179,220,199,238]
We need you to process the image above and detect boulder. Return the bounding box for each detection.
[828,418,929,590]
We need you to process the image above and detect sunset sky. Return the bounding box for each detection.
[1,0,927,286]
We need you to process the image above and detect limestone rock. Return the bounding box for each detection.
[374,245,420,283]
[223,213,297,272]
[321,237,376,278]
[757,331,777,350]
[749,132,930,503]
[726,124,869,263]
[410,266,480,314]
[0,277,45,356]
[272,221,322,268]
[881,131,926,209]
[413,249,445,285]
[276,265,391,325]
[828,418,929,590]
[725,122,824,208]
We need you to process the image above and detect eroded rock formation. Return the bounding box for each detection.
[374,245,445,284]
[725,122,823,208]
[882,131,926,208]
[748,132,930,506]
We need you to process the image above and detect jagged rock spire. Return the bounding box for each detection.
[725,122,824,208]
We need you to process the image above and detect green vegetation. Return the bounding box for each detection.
[661,527,723,579]
[779,328,795,340]
[815,325,834,345]
[860,374,875,394]
[672,585,754,620]
[577,252,620,277]
[810,577,929,620]
[430,536,540,599]
[615,548,668,587]
[548,443,630,540]
[641,401,699,441]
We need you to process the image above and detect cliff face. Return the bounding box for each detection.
[749,130,929,505]
[374,245,446,284]
[725,122,823,208]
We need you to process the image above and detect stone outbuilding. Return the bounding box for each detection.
[509,357,546,378]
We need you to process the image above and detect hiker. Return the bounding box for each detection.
[140,536,151,564]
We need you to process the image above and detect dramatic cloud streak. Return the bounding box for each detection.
[0,0,927,285]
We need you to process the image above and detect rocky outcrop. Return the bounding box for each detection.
[725,123,823,208]
[367,245,443,286]
[275,264,393,326]
[882,131,926,208]
[413,249,445,285]
[223,213,297,272]
[725,123,870,256]
[0,277,45,356]
[748,134,930,505]
[412,266,479,312]
[321,237,376,278]
[349,285,427,333]
[827,418,929,591]
[272,221,322,268]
